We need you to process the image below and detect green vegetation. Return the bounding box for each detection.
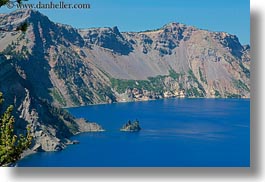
[214,90,221,97]
[111,70,185,94]
[38,99,80,134]
[67,87,81,106]
[110,68,191,95]
[97,86,115,102]
[111,78,149,94]
[188,69,206,96]
[233,79,250,92]
[110,75,166,94]
[0,92,32,166]
[50,89,66,106]
[16,22,29,32]
[0,0,9,7]
[186,86,204,97]
[239,62,250,79]
[1,44,16,55]
[178,83,184,90]
[169,69,180,80]
[226,93,242,98]
[148,76,166,92]
[76,87,93,104]
[0,0,25,7]
[110,69,209,98]
[1,39,29,60]
[199,67,207,84]
[188,69,196,80]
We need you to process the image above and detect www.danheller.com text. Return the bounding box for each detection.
[11,1,91,9]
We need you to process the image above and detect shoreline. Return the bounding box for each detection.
[63,97,251,109]
[16,129,106,166]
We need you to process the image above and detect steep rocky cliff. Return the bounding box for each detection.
[0,55,103,152]
[0,10,250,109]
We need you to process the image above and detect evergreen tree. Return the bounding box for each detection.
[0,92,32,166]
[0,0,25,7]
[16,22,28,32]
[0,0,9,7]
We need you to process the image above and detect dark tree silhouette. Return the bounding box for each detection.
[16,22,28,32]
[0,0,25,7]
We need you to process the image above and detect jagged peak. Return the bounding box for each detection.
[243,44,250,50]
[162,22,201,32]
[6,9,44,19]
[163,22,186,28]
[79,26,121,34]
[136,22,197,35]
[0,9,50,29]
[112,26,120,34]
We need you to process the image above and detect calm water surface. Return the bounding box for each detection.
[17,99,250,167]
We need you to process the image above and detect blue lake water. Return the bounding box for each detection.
[17,99,250,167]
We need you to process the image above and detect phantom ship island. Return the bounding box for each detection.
[120,120,141,132]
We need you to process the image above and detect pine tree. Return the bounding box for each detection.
[0,92,32,166]
[0,0,25,7]
[0,0,9,7]
[16,22,28,32]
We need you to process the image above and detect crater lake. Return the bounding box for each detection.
[17,98,250,167]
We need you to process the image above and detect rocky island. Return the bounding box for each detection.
[120,120,141,132]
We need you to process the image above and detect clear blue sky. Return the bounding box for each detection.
[0,0,250,44]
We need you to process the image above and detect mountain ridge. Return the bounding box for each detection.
[0,9,250,108]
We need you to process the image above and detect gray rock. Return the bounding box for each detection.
[0,55,105,155]
[120,120,141,132]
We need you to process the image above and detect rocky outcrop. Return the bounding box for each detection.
[0,55,103,153]
[0,9,250,108]
[80,26,133,55]
[120,120,141,132]
[75,118,105,133]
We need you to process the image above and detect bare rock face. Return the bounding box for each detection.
[0,9,250,109]
[0,55,103,152]
[80,26,133,55]
[75,118,104,132]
